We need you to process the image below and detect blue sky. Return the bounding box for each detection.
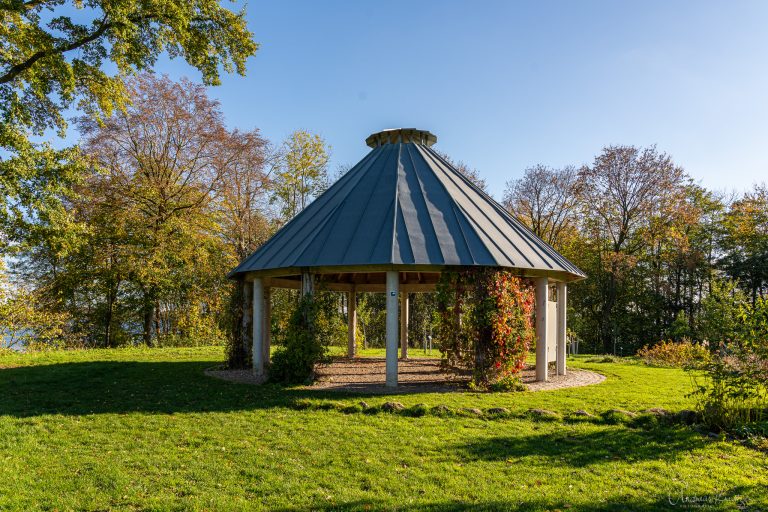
[149,1,768,198]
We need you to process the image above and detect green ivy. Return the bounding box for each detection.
[270,292,336,384]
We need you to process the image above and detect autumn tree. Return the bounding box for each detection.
[0,0,258,254]
[214,130,274,261]
[503,164,581,248]
[13,73,271,347]
[577,145,689,353]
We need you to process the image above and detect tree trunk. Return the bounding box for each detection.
[142,286,157,346]
[105,282,115,347]
[153,301,161,345]
[602,267,618,354]
[143,303,154,345]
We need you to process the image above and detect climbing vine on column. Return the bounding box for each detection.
[436,268,535,390]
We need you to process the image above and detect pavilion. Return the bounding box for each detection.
[229,128,585,387]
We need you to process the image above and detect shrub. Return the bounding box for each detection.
[225,281,250,369]
[693,347,767,430]
[270,293,334,384]
[691,296,768,431]
[487,374,526,392]
[636,339,711,368]
[1,284,84,351]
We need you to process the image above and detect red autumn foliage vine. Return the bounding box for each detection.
[436,268,535,390]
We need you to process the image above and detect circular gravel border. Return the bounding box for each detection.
[205,357,605,394]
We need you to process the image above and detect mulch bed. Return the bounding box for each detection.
[206,357,605,394]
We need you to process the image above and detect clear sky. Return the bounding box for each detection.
[152,0,768,199]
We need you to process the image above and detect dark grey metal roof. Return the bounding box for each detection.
[230,129,585,281]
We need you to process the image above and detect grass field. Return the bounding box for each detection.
[1,347,765,511]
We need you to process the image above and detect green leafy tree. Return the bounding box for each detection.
[271,130,330,220]
[698,278,746,345]
[720,184,768,304]
[1,0,258,252]
[0,260,77,349]
[356,292,385,349]
[667,311,691,341]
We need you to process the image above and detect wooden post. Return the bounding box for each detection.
[252,278,264,377]
[386,271,399,387]
[347,286,357,358]
[557,282,567,376]
[400,291,409,359]
[535,277,549,382]
[263,284,272,365]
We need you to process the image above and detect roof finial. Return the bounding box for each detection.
[365,128,437,148]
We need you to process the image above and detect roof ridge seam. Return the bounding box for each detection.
[419,145,531,266]
[449,201,482,265]
[427,147,583,275]
[404,144,446,264]
[228,148,379,275]
[368,198,396,262]
[390,144,402,264]
[395,203,415,264]
[422,146,542,269]
[287,201,346,267]
[257,149,383,269]
[341,145,397,262]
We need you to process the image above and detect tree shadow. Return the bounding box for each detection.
[0,360,377,417]
[455,425,710,468]
[270,484,761,511]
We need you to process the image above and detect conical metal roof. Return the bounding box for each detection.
[230,128,585,282]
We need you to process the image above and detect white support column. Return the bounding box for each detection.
[535,277,549,382]
[301,271,314,296]
[385,271,399,387]
[400,291,409,359]
[347,286,357,358]
[263,285,272,366]
[556,282,567,376]
[241,279,252,353]
[252,278,264,377]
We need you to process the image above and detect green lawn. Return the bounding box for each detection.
[1,347,765,511]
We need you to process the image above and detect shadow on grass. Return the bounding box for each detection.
[0,360,372,417]
[455,425,710,467]
[270,485,759,511]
